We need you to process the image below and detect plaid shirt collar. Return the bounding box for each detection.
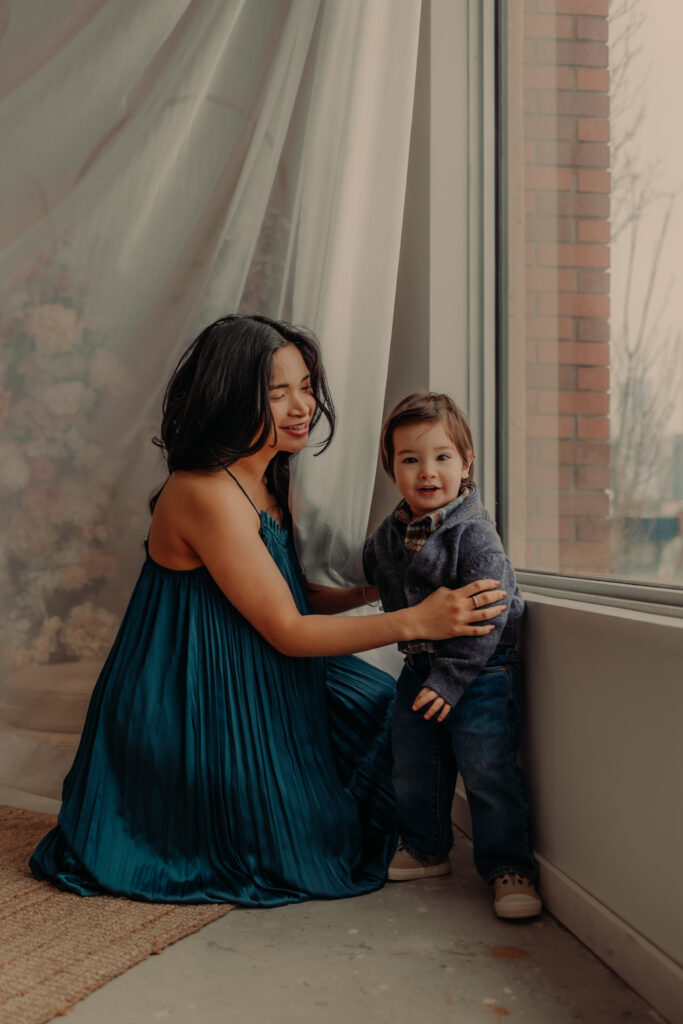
[394,488,470,559]
[395,488,470,656]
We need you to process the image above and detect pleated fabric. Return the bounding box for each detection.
[30,514,397,905]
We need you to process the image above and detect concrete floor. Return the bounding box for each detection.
[1,787,665,1024]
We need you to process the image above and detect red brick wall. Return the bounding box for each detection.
[522,0,611,573]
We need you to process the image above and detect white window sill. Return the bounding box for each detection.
[520,586,683,628]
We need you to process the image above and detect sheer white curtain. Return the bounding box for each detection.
[0,0,420,796]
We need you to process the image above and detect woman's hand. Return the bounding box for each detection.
[409,579,506,640]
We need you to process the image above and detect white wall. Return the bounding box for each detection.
[453,598,683,1022]
[523,599,681,961]
[524,598,682,1018]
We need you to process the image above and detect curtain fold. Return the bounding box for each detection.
[286,0,421,583]
[0,0,421,796]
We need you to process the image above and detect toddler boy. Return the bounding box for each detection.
[363,392,541,918]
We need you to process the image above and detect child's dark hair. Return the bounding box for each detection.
[150,314,335,518]
[380,392,475,486]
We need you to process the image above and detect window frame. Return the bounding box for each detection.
[493,0,683,618]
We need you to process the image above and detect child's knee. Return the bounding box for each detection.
[457,735,519,793]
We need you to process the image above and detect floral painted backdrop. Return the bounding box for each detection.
[1,246,142,674]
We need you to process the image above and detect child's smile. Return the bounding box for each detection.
[392,419,472,520]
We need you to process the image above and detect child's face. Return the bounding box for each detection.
[392,418,472,519]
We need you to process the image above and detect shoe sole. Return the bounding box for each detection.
[494,896,542,919]
[388,862,451,882]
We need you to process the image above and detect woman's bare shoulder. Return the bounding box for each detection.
[165,468,224,494]
[159,469,243,509]
[148,470,258,568]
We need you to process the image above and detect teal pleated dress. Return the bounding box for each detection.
[30,512,397,905]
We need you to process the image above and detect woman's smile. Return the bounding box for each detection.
[281,421,310,437]
[268,344,317,450]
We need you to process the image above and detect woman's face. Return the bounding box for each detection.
[268,344,317,452]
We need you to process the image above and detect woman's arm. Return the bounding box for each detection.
[305,581,379,615]
[177,477,506,658]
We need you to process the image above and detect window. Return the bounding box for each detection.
[500,0,683,594]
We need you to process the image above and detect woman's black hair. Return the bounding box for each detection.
[149,314,335,520]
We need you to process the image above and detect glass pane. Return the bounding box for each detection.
[503,0,683,586]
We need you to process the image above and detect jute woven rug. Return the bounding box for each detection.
[0,805,233,1024]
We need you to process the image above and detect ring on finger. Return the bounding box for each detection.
[472,594,480,609]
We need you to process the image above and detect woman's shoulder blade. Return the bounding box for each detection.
[148,470,261,570]
[166,470,257,519]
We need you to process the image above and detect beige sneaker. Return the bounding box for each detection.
[493,873,542,919]
[387,843,451,881]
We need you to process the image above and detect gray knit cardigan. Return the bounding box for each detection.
[363,487,524,708]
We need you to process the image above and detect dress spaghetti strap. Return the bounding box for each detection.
[225,468,261,518]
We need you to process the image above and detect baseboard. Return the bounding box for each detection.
[452,787,683,1024]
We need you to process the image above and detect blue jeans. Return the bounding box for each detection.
[392,649,537,884]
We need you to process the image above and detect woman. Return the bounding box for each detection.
[30,315,505,906]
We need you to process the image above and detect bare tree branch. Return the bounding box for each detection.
[609,0,683,576]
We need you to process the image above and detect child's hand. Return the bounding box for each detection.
[413,687,452,722]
